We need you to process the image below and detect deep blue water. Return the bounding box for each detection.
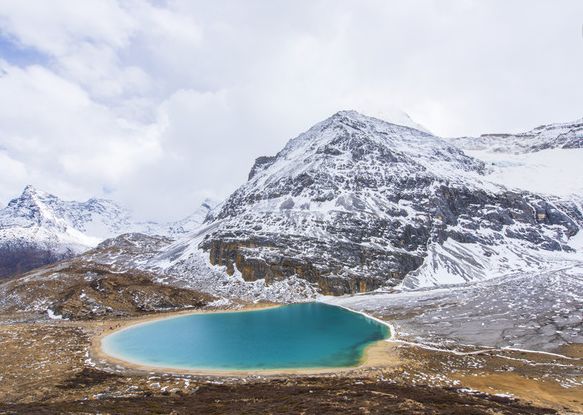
[102,303,389,370]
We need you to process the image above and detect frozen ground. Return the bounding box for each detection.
[323,264,583,352]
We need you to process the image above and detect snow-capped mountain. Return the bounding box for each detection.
[447,118,583,199]
[151,111,581,296]
[449,118,583,154]
[0,186,216,278]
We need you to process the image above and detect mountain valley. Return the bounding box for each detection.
[0,111,582,413]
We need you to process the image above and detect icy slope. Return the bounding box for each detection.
[447,118,583,198]
[153,111,580,295]
[323,264,583,351]
[459,149,583,198]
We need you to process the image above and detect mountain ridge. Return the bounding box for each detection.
[0,185,216,278]
[449,117,583,154]
[148,111,581,297]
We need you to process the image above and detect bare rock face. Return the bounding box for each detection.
[165,111,580,295]
[203,237,416,295]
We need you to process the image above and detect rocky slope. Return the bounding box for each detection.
[151,111,582,296]
[0,186,215,278]
[0,233,214,320]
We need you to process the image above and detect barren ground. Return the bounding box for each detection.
[0,310,581,414]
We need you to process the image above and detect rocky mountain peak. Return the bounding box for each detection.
[0,187,219,278]
[11,184,51,206]
[330,109,431,134]
[248,111,440,181]
[2,186,65,230]
[157,111,580,296]
[239,111,485,219]
[21,184,40,196]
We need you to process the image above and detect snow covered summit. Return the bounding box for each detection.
[0,186,216,278]
[154,111,581,295]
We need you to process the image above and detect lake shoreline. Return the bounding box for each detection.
[2,306,579,412]
[93,302,397,377]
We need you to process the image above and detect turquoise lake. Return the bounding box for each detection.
[102,303,390,370]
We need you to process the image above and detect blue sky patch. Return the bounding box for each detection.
[0,35,49,67]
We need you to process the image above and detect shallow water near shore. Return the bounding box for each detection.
[102,302,390,371]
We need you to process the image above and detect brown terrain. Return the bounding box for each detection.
[0,308,581,415]
[0,236,581,414]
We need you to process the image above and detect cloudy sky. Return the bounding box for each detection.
[0,0,582,221]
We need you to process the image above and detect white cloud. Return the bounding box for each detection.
[0,0,581,220]
[0,0,135,55]
[0,61,162,205]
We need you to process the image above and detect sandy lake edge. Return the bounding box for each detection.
[92,302,398,377]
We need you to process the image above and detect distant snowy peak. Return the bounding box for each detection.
[0,185,132,239]
[0,186,219,278]
[450,118,583,154]
[1,185,67,230]
[1,186,218,240]
[0,186,113,278]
